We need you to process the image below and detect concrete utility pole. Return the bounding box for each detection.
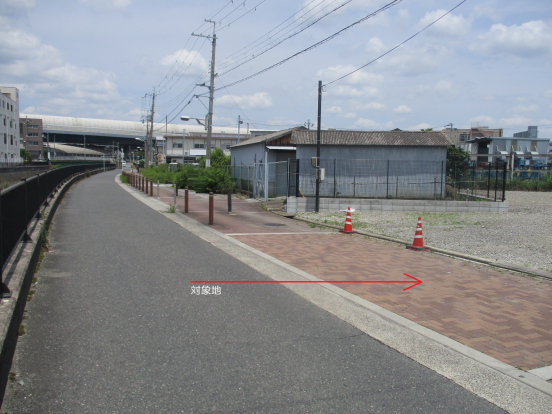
[147,90,156,166]
[315,81,322,213]
[192,21,216,167]
[237,115,243,143]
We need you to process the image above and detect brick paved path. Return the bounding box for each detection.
[232,233,552,371]
[134,180,552,372]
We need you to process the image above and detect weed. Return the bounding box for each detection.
[120,174,129,184]
[32,277,37,284]
[85,169,91,178]
[8,372,16,382]
[18,325,25,336]
[27,290,35,302]
[309,223,316,228]
[167,205,176,213]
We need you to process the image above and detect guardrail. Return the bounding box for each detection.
[0,163,114,296]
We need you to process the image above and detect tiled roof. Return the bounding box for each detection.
[292,130,452,146]
[230,126,305,148]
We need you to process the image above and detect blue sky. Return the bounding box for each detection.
[1,0,551,135]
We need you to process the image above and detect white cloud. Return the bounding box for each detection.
[215,92,273,110]
[366,37,385,53]
[499,116,533,127]
[472,20,552,57]
[0,17,123,117]
[80,0,131,11]
[326,85,380,98]
[470,115,496,126]
[354,118,393,130]
[343,112,356,119]
[398,9,410,19]
[544,90,552,98]
[159,49,209,77]
[1,0,36,9]
[22,106,35,113]
[316,65,383,85]
[358,102,386,110]
[407,123,432,131]
[326,106,343,114]
[418,10,472,37]
[393,105,412,114]
[513,104,539,112]
[376,42,450,77]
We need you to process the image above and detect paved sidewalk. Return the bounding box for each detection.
[145,183,552,373]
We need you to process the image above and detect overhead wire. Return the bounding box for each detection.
[324,0,468,86]
[215,0,403,91]
[216,0,353,76]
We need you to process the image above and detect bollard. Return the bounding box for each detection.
[173,184,176,207]
[184,186,189,213]
[157,180,159,199]
[227,188,232,213]
[209,192,214,225]
[150,179,153,196]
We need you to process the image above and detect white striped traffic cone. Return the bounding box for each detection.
[406,216,430,251]
[340,207,356,234]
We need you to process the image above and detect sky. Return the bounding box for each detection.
[1,0,551,135]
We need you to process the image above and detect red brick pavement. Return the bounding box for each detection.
[232,233,552,371]
[133,181,552,371]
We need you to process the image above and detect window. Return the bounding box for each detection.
[3,133,6,144]
[194,143,206,149]
[173,142,182,148]
[28,124,39,129]
[10,135,13,145]
[29,141,39,146]
[27,132,39,137]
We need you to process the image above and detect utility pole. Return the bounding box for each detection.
[305,119,314,131]
[193,20,216,167]
[237,115,243,143]
[165,115,168,164]
[315,81,322,213]
[147,89,156,166]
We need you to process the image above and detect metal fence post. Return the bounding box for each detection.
[487,162,492,199]
[22,178,30,242]
[334,158,337,198]
[295,159,300,198]
[386,160,390,199]
[0,189,10,298]
[494,159,499,201]
[502,161,507,202]
[209,192,214,225]
[150,179,153,196]
[36,173,42,219]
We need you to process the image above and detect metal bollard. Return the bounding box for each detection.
[184,186,189,213]
[150,179,153,196]
[227,188,232,213]
[209,192,214,225]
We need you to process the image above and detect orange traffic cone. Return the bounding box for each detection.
[340,207,356,234]
[406,217,430,251]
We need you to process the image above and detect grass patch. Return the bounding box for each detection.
[167,205,176,213]
[9,372,16,382]
[27,289,35,302]
[18,325,25,336]
[120,174,129,184]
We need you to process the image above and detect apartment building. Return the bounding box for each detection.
[0,86,21,164]
[163,131,248,164]
[20,117,44,159]
[441,123,503,147]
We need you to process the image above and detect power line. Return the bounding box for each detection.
[215,0,403,91]
[325,0,468,86]
[217,0,353,77]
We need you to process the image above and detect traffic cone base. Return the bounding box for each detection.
[406,216,430,251]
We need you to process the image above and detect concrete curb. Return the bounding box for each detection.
[285,214,552,281]
[0,167,114,404]
[118,177,552,413]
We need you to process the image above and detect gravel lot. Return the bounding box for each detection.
[297,191,552,272]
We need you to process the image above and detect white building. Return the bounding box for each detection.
[0,86,21,164]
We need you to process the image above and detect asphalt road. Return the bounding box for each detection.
[1,170,505,413]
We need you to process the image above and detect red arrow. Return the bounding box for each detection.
[190,273,422,291]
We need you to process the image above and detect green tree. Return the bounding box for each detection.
[420,128,433,131]
[20,149,32,162]
[446,145,471,179]
[195,147,230,168]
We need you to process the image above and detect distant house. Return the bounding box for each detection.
[230,127,452,199]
